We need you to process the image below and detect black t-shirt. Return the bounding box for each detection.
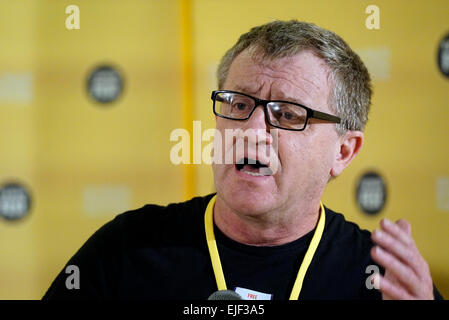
[42,194,443,300]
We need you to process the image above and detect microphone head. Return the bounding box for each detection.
[207,290,243,300]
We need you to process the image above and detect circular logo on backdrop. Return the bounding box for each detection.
[356,171,387,215]
[437,33,449,78]
[87,65,124,103]
[0,182,32,221]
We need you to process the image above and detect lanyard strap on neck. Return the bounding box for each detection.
[204,195,325,300]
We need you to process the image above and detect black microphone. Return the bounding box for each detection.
[207,290,243,300]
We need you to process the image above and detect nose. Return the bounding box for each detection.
[244,105,270,131]
[241,105,273,145]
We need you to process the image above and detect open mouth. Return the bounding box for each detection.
[235,158,273,176]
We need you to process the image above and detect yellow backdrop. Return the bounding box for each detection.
[0,0,447,299]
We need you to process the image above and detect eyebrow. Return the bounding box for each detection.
[233,84,258,94]
[232,85,308,106]
[276,94,307,106]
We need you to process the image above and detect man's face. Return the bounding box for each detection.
[212,49,342,218]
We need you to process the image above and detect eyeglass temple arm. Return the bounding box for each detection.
[212,92,226,103]
[310,110,341,124]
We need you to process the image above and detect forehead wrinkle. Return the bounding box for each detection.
[253,63,327,104]
[256,54,325,90]
[228,51,330,107]
[262,74,323,106]
[232,73,323,107]
[233,82,263,95]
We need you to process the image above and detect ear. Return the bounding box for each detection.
[330,131,364,177]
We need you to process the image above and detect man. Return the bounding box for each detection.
[43,20,442,300]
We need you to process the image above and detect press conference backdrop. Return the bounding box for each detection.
[0,0,448,299]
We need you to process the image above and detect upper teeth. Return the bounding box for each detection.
[237,158,258,165]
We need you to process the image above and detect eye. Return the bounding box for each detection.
[234,103,248,111]
[283,111,295,120]
[269,102,307,126]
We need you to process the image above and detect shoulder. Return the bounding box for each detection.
[320,206,376,265]
[322,206,373,250]
[308,206,382,299]
[103,193,215,245]
[42,194,215,299]
[59,193,215,265]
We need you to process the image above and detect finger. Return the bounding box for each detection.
[395,219,411,236]
[371,229,420,275]
[380,218,413,246]
[379,219,431,282]
[370,245,421,296]
[374,273,413,300]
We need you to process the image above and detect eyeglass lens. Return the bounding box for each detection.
[214,92,307,130]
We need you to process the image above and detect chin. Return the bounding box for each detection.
[219,185,278,216]
[213,163,281,214]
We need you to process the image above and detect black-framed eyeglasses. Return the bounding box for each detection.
[211,90,341,131]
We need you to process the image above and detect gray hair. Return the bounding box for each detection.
[216,20,372,134]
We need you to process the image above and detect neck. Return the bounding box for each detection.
[213,196,321,246]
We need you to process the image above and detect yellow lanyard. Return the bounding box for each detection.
[204,195,325,300]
